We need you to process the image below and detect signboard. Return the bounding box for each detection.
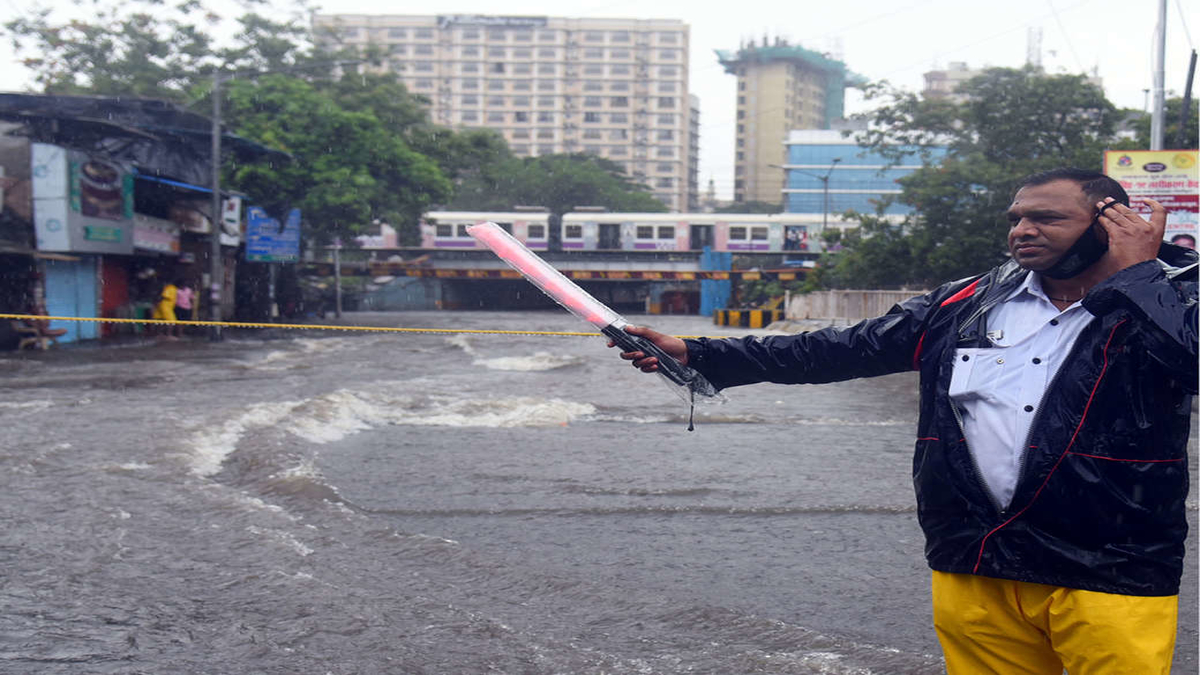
[245,206,301,262]
[31,143,135,254]
[220,196,242,247]
[1104,150,1198,242]
[133,213,181,254]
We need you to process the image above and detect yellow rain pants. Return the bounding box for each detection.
[932,570,1177,674]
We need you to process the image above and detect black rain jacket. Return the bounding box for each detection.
[684,247,1198,596]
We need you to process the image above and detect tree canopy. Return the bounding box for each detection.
[816,67,1121,289]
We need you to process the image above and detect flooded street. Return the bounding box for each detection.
[1,310,1195,674]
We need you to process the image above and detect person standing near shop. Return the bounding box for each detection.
[173,278,194,337]
[151,277,178,338]
[614,168,1197,673]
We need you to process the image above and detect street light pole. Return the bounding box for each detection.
[819,158,841,231]
[209,70,224,342]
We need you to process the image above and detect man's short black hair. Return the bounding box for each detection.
[1019,168,1130,207]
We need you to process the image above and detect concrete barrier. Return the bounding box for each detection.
[713,308,784,328]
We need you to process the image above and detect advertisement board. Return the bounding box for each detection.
[32,143,135,254]
[1103,150,1198,242]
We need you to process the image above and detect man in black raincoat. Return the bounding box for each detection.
[617,168,1197,673]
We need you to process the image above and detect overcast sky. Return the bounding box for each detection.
[1,0,1195,198]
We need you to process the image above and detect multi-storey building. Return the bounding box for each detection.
[782,127,947,223]
[313,13,695,211]
[716,38,860,206]
[921,62,983,103]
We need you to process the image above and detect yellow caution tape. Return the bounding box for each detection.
[0,314,714,339]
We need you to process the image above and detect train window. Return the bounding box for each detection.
[456,224,470,237]
[636,226,654,239]
[496,222,513,234]
[730,226,747,240]
[751,227,768,240]
[658,226,674,239]
[527,225,546,238]
[564,225,583,239]
[436,224,452,237]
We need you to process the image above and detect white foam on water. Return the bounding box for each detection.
[0,400,54,413]
[287,387,596,445]
[246,525,313,556]
[447,333,478,356]
[474,351,584,371]
[186,401,302,476]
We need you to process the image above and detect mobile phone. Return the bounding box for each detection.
[1041,215,1109,279]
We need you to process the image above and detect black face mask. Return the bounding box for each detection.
[1040,215,1109,280]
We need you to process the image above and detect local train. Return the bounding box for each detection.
[417,211,835,254]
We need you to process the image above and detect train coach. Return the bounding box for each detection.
[417,211,830,254]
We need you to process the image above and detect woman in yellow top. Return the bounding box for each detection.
[153,280,178,330]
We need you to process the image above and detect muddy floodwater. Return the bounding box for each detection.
[1,311,1195,673]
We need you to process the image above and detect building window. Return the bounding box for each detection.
[537,129,554,139]
[609,81,630,92]
[584,112,602,123]
[585,31,604,42]
[657,97,675,109]
[610,113,628,123]
[610,96,629,107]
[487,96,505,106]
[512,95,530,107]
[537,111,554,122]
[656,177,673,188]
[538,64,556,74]
[612,31,630,42]
[538,31,557,42]
[461,111,478,122]
[462,29,480,40]
[659,49,678,60]
[487,112,505,122]
[584,81,603,91]
[609,145,627,156]
[342,27,359,37]
[387,28,406,38]
[461,95,478,105]
[584,96,603,107]
[537,81,556,91]
[415,79,433,89]
[488,47,505,58]
[514,63,532,74]
[610,49,631,59]
[584,48,604,59]
[657,114,675,125]
[414,44,433,55]
[657,162,674,172]
[389,45,406,55]
[583,129,602,139]
[415,62,433,72]
[656,147,675,157]
[658,81,677,93]
[611,65,630,75]
[414,28,433,39]
[491,62,505,73]
[462,78,479,89]
[659,32,678,44]
[657,129,674,141]
[512,144,529,154]
[488,29,507,41]
[514,111,529,122]
[538,97,555,107]
[513,80,532,91]
[513,48,531,58]
[512,129,530,139]
[488,80,505,90]
[514,31,533,42]
[538,48,556,58]
[462,62,480,73]
[584,145,603,155]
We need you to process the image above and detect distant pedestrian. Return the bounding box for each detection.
[174,279,194,337]
[152,278,178,338]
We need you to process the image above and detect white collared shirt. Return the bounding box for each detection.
[948,273,1095,509]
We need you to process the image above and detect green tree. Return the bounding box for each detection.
[222,75,450,245]
[827,67,1119,288]
[1125,98,1200,150]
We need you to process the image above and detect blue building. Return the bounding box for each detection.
[782,129,947,219]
